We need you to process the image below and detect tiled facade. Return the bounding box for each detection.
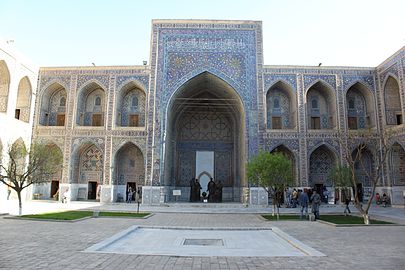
[0,41,38,201]
[6,20,404,205]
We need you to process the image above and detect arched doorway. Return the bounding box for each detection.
[71,143,103,200]
[309,145,337,200]
[164,72,245,202]
[114,142,145,202]
[352,146,374,202]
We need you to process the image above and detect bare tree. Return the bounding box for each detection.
[334,130,397,224]
[247,151,293,219]
[0,141,62,215]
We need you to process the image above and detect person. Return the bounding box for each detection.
[311,190,321,220]
[189,178,195,202]
[127,187,133,203]
[376,192,381,205]
[298,189,309,220]
[215,179,223,202]
[62,188,70,203]
[382,193,388,207]
[7,183,11,200]
[323,186,329,203]
[292,189,298,208]
[207,178,216,202]
[344,197,351,215]
[193,179,202,202]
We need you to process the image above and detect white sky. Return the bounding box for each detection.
[0,0,404,67]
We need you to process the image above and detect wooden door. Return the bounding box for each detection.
[56,114,65,126]
[92,114,102,126]
[129,114,139,127]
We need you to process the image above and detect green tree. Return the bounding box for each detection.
[0,141,63,215]
[247,151,293,218]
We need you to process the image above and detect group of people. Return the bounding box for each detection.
[189,177,223,202]
[297,189,322,220]
[126,186,140,203]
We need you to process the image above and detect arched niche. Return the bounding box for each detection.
[39,83,67,126]
[389,143,405,186]
[15,77,32,123]
[0,60,10,113]
[114,142,145,187]
[309,144,337,187]
[11,138,27,172]
[115,81,146,127]
[384,76,402,125]
[71,142,104,200]
[352,146,374,187]
[164,71,245,202]
[346,82,375,129]
[76,82,106,126]
[266,81,297,129]
[271,145,297,184]
[306,81,337,130]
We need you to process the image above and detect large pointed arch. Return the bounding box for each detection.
[306,81,337,129]
[39,82,67,126]
[0,60,10,113]
[266,81,297,129]
[383,75,402,125]
[76,82,106,126]
[15,76,32,122]
[115,81,146,127]
[164,71,246,202]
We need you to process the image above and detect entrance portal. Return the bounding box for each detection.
[164,72,246,202]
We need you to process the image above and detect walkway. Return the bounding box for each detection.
[0,200,405,269]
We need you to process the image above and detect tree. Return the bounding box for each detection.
[0,141,63,215]
[247,151,293,219]
[335,130,396,224]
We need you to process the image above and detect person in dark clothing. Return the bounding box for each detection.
[311,190,321,220]
[344,197,351,215]
[298,189,309,220]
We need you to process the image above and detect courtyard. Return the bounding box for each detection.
[1,202,405,269]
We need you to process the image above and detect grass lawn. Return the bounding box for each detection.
[98,211,150,218]
[262,214,302,221]
[21,211,93,220]
[320,215,394,225]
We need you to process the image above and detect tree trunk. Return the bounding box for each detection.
[363,213,370,225]
[17,190,22,216]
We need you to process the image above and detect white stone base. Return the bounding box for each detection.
[249,187,268,205]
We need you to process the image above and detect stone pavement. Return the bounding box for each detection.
[1,201,405,269]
